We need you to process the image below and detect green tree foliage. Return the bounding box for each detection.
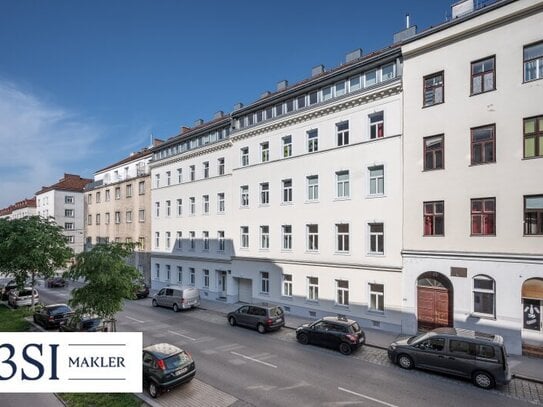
[65,243,140,331]
[0,216,73,306]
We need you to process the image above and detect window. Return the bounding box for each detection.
[218,158,225,175]
[322,86,333,101]
[424,135,444,170]
[471,198,496,235]
[105,189,110,201]
[369,166,384,195]
[261,142,269,162]
[349,75,361,91]
[308,90,318,105]
[126,184,132,197]
[166,200,171,217]
[87,215,91,225]
[473,275,495,317]
[190,268,195,285]
[381,63,395,81]
[307,224,318,251]
[297,94,306,109]
[176,231,182,249]
[369,284,384,312]
[524,115,543,158]
[189,231,195,250]
[203,162,209,178]
[471,125,495,164]
[336,121,349,146]
[217,193,225,213]
[282,136,292,158]
[87,194,92,204]
[335,80,346,96]
[177,199,182,216]
[336,280,349,306]
[336,171,350,198]
[365,69,377,86]
[203,270,209,288]
[218,231,225,251]
[138,181,145,195]
[65,196,74,204]
[275,103,283,117]
[155,232,160,248]
[308,277,318,301]
[307,129,318,152]
[423,71,444,106]
[177,168,182,183]
[203,195,209,214]
[260,226,269,249]
[155,202,160,217]
[165,232,171,249]
[424,201,444,236]
[369,112,384,139]
[166,265,171,281]
[525,195,543,235]
[240,226,249,248]
[240,186,249,207]
[105,212,110,224]
[203,231,209,250]
[471,56,495,94]
[96,192,101,203]
[115,211,121,224]
[282,274,292,297]
[68,236,75,244]
[190,165,195,181]
[260,183,269,205]
[176,266,182,282]
[95,214,100,225]
[155,263,160,279]
[282,225,292,250]
[307,175,318,201]
[260,272,269,294]
[65,209,74,217]
[139,209,145,222]
[166,171,171,186]
[241,147,249,166]
[189,197,195,215]
[139,237,145,250]
[524,41,543,82]
[126,211,132,223]
[265,106,273,120]
[336,224,350,253]
[369,223,384,254]
[155,174,160,188]
[282,179,292,203]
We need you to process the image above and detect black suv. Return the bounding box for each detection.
[296,315,366,355]
[33,304,73,329]
[59,315,106,332]
[143,343,195,398]
[227,304,285,333]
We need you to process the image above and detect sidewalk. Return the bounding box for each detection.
[198,298,543,383]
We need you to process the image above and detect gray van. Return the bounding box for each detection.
[152,286,200,312]
[388,327,511,389]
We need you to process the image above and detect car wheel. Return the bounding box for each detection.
[297,333,309,345]
[228,316,236,326]
[173,303,179,312]
[397,354,414,370]
[257,323,266,334]
[339,342,352,355]
[473,371,495,389]
[148,381,159,398]
[152,299,158,307]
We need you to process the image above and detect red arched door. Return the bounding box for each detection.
[417,272,453,331]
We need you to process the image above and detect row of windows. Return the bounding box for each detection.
[87,236,146,249]
[424,194,543,236]
[423,41,543,108]
[153,127,230,162]
[87,209,146,225]
[87,181,146,204]
[154,158,225,189]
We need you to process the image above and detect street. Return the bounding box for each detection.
[38,283,543,407]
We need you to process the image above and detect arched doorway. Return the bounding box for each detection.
[417,272,453,332]
[521,278,543,357]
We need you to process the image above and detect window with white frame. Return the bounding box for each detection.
[218,157,225,175]
[139,237,145,250]
[177,266,182,283]
[126,211,132,223]
[260,271,269,294]
[203,195,209,214]
[155,174,160,188]
[166,200,171,217]
[218,230,225,251]
[65,195,74,204]
[381,63,395,81]
[105,189,110,202]
[524,41,543,82]
[308,90,318,105]
[155,232,160,248]
[65,222,74,230]
[282,179,292,203]
[68,235,75,244]
[114,211,121,224]
[87,194,92,205]
[307,175,318,201]
[260,182,269,205]
[365,69,377,86]
[241,147,249,166]
[282,136,292,158]
[177,199,182,216]
[336,280,349,306]
[217,193,225,213]
[369,111,384,139]
[189,197,195,215]
[336,224,350,252]
[155,263,160,279]
[155,202,160,217]
[190,268,195,285]
[203,161,209,178]
[283,274,292,297]
[282,225,292,250]
[203,269,209,288]
[190,165,195,181]
[105,212,110,224]
[261,142,269,162]
[260,225,269,249]
[473,275,495,317]
[307,224,318,251]
[240,185,249,207]
[349,75,361,91]
[297,94,306,109]
[335,80,346,96]
[336,171,350,198]
[126,184,132,197]
[307,129,318,153]
[95,214,100,225]
[369,283,384,312]
[240,226,249,248]
[165,232,171,249]
[65,209,74,217]
[307,277,318,301]
[187,231,195,250]
[322,86,333,101]
[203,231,209,250]
[139,209,145,222]
[177,168,182,183]
[176,231,182,249]
[139,181,145,195]
[336,121,349,146]
[369,223,384,254]
[369,166,384,195]
[166,171,171,186]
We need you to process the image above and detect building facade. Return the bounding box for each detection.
[35,174,92,254]
[84,148,155,282]
[401,0,543,355]
[0,198,36,220]
[151,47,405,331]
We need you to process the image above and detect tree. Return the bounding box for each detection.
[0,216,73,307]
[64,243,140,332]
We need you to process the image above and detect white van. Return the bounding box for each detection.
[152,286,200,312]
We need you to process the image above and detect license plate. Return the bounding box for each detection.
[276,318,282,323]
[175,367,187,376]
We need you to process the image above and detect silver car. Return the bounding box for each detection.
[8,288,39,308]
[152,286,200,312]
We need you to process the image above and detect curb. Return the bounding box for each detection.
[512,373,543,385]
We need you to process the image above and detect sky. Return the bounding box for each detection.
[0,0,455,209]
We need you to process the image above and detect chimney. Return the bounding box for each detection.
[193,119,204,127]
[345,49,363,64]
[180,126,191,134]
[277,80,288,91]
[260,91,271,99]
[152,138,164,147]
[233,102,244,111]
[452,0,474,19]
[312,65,325,77]
[393,14,417,44]
[213,111,224,120]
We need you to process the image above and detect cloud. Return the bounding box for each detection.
[0,80,103,208]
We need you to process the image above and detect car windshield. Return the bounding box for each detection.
[407,332,431,345]
[349,322,361,333]
[50,306,70,315]
[269,307,283,317]
[164,351,191,369]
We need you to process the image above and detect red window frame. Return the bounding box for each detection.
[423,201,444,236]
[471,198,496,236]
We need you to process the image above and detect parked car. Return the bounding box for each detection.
[46,277,67,288]
[132,281,149,299]
[8,288,39,308]
[387,327,511,389]
[33,304,73,329]
[0,279,18,301]
[152,286,200,312]
[59,315,106,332]
[296,315,366,355]
[143,343,195,398]
[227,303,285,334]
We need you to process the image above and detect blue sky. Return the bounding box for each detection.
[0,0,453,208]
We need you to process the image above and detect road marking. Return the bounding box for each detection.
[168,330,196,341]
[338,387,399,407]
[216,343,243,351]
[230,351,277,368]
[125,316,145,323]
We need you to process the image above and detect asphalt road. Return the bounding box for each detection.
[36,283,541,407]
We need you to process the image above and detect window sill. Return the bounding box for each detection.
[367,252,385,257]
[281,249,293,253]
[422,167,444,172]
[259,248,270,252]
[367,309,385,316]
[305,250,320,254]
[305,200,320,204]
[259,204,270,208]
[422,101,444,109]
[469,313,496,321]
[423,234,444,237]
[333,197,351,202]
[469,161,496,167]
[469,88,496,97]
[259,292,270,296]
[523,234,543,237]
[522,77,543,84]
[366,194,385,199]
[334,251,351,256]
[470,234,496,237]
[281,295,293,301]
[306,299,319,305]
[522,156,543,161]
[239,206,249,209]
[334,304,350,310]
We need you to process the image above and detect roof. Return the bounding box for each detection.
[95,147,153,174]
[35,173,93,196]
[144,343,183,359]
[323,315,357,325]
[431,327,502,343]
[0,197,36,216]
